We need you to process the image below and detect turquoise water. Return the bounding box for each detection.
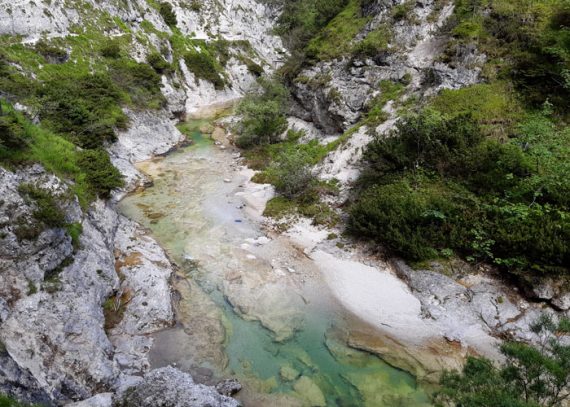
[119,122,431,406]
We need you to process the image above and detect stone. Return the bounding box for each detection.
[68,393,114,407]
[120,367,239,407]
[292,376,326,407]
[279,365,300,382]
[215,379,242,396]
[552,292,570,311]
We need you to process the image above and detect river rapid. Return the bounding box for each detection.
[118,118,430,407]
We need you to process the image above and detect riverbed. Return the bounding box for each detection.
[118,120,431,406]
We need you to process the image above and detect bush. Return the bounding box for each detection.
[236,78,289,148]
[147,52,171,74]
[349,177,480,260]
[270,150,315,199]
[0,112,28,150]
[184,51,226,89]
[18,184,66,228]
[34,40,67,63]
[77,149,123,198]
[38,73,127,148]
[434,315,570,407]
[100,41,122,59]
[159,2,177,27]
[110,60,165,108]
[351,109,569,276]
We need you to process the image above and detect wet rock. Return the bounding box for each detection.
[215,379,242,396]
[292,376,326,407]
[120,367,240,407]
[279,365,300,382]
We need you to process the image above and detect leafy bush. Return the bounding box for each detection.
[159,2,177,27]
[147,52,172,74]
[77,149,123,198]
[34,40,67,63]
[18,184,66,228]
[349,176,480,260]
[351,109,570,276]
[236,78,289,148]
[184,51,226,89]
[0,112,29,150]
[434,315,570,407]
[100,41,122,59]
[38,73,127,148]
[110,60,165,108]
[270,150,316,199]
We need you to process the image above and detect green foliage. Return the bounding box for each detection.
[38,73,127,148]
[448,0,570,111]
[147,52,172,74]
[236,78,289,148]
[65,222,83,250]
[34,39,67,62]
[17,184,66,228]
[77,149,123,198]
[430,82,523,137]
[0,394,34,407]
[109,60,165,108]
[270,150,316,199]
[305,0,370,61]
[159,2,177,27]
[100,41,122,58]
[351,109,570,276]
[0,111,29,150]
[353,27,391,57]
[270,0,350,52]
[435,315,570,407]
[184,50,226,89]
[349,176,480,260]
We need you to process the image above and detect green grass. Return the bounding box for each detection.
[430,82,524,138]
[306,0,370,61]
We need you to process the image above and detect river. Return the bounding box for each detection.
[118,118,430,406]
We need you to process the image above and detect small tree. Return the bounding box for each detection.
[270,150,315,199]
[236,77,289,148]
[435,314,570,407]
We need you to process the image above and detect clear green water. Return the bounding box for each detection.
[118,122,431,406]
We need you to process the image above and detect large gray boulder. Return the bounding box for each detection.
[118,367,240,407]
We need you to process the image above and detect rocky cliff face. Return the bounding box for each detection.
[0,0,284,405]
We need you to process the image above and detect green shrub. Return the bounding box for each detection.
[236,78,289,148]
[18,184,66,228]
[353,27,391,57]
[34,39,67,62]
[0,393,35,407]
[147,52,172,74]
[184,51,226,89]
[270,150,316,199]
[349,177,480,260]
[159,2,177,27]
[110,60,165,108]
[100,41,122,58]
[38,73,127,148]
[0,112,29,150]
[434,315,570,407]
[77,149,123,198]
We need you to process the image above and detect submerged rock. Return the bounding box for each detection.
[292,376,326,407]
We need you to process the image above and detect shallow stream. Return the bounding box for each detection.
[118,121,430,406]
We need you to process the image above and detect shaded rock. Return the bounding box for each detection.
[215,379,242,396]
